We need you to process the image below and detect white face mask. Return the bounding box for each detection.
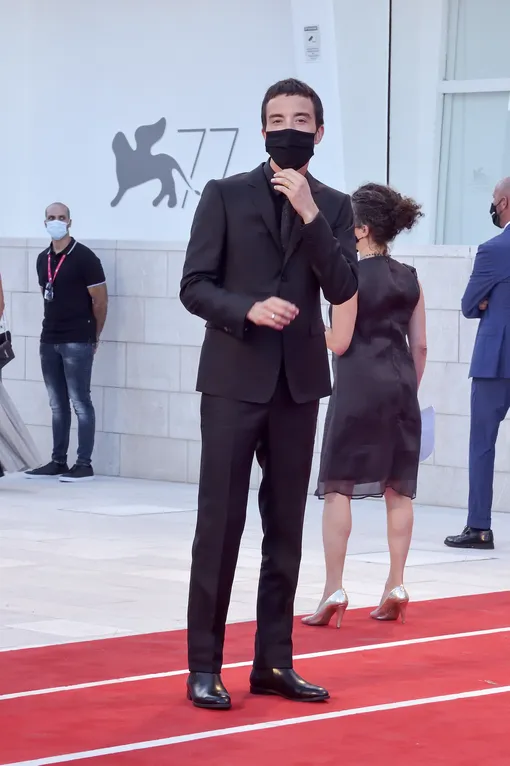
[46,220,68,241]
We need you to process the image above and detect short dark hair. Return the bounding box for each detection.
[261,78,324,129]
[352,183,423,247]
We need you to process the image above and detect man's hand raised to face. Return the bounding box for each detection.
[271,169,319,224]
[247,297,299,330]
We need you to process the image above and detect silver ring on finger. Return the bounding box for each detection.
[271,313,276,320]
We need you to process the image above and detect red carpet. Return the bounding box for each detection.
[0,591,509,765]
[2,591,509,695]
[128,695,508,766]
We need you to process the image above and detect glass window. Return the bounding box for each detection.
[446,0,510,80]
[436,91,510,245]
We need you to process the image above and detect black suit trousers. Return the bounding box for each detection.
[187,370,319,673]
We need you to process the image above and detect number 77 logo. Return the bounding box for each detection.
[178,128,240,209]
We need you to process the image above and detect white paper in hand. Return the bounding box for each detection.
[420,406,435,463]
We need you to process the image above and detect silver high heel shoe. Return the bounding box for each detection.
[370,585,409,623]
[302,589,349,628]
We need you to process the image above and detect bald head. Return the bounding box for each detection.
[492,178,510,229]
[45,202,71,221]
[495,177,510,197]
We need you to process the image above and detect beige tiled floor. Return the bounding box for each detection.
[0,473,508,651]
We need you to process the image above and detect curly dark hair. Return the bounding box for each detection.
[351,183,423,247]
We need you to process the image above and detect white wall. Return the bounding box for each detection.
[0,0,297,241]
[389,0,446,245]
[4,0,509,511]
[0,0,453,247]
[2,234,509,512]
[290,0,346,191]
[331,0,449,248]
[334,0,390,191]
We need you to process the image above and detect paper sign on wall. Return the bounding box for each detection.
[303,25,320,62]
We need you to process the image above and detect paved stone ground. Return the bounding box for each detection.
[1,473,508,650]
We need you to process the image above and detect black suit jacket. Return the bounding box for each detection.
[180,163,358,404]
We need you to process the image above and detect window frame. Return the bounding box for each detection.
[434,0,510,243]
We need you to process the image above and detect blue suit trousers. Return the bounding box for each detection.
[467,377,510,529]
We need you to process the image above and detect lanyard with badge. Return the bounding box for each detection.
[44,241,77,302]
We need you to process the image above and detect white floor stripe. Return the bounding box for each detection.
[4,684,510,765]
[1,625,509,702]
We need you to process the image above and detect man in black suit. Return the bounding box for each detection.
[180,78,358,710]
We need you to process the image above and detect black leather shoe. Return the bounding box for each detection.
[444,526,494,550]
[186,672,231,710]
[250,668,329,702]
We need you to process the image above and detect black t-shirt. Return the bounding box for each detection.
[36,239,106,344]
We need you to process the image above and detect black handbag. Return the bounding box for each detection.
[0,326,14,370]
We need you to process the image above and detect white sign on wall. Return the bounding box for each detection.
[303,25,321,62]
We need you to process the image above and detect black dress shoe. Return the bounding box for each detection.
[444,526,494,550]
[250,668,329,702]
[186,672,231,710]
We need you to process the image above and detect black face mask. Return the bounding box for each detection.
[265,128,315,170]
[490,200,503,229]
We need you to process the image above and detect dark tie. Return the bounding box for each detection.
[280,198,294,252]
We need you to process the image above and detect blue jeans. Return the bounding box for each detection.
[40,343,95,466]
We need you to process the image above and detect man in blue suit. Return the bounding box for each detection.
[445,177,510,550]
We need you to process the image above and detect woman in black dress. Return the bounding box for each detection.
[303,183,427,628]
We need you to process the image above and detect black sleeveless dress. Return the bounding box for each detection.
[316,256,421,500]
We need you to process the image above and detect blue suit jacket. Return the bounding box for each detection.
[463,225,510,379]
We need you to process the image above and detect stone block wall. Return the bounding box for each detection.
[394,245,509,512]
[0,237,507,511]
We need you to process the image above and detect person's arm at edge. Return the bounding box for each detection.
[461,244,497,319]
[408,282,427,388]
[325,292,358,355]
[88,283,108,344]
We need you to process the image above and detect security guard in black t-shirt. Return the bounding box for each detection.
[26,202,108,482]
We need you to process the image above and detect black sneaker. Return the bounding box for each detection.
[444,526,494,550]
[25,461,69,479]
[59,464,94,483]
